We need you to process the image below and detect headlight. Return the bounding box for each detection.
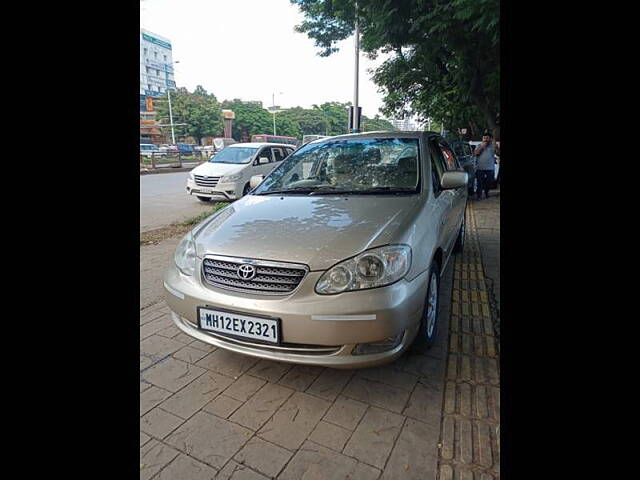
[174,232,197,276]
[315,245,411,294]
[221,173,241,182]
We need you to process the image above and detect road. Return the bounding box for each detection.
[140,171,217,233]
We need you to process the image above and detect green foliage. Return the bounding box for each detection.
[155,86,223,143]
[361,115,395,132]
[291,0,500,136]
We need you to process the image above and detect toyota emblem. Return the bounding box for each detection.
[237,264,256,280]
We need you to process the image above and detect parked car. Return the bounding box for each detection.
[139,143,165,158]
[450,141,477,196]
[164,131,468,368]
[185,142,295,202]
[176,143,196,156]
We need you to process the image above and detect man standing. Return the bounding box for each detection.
[473,132,500,199]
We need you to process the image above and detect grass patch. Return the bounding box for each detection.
[140,202,230,246]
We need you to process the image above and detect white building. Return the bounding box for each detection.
[140,29,175,97]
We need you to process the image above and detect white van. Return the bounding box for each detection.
[186,142,295,202]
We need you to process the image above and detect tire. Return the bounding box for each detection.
[242,183,251,197]
[413,265,441,351]
[196,196,211,202]
[453,213,465,254]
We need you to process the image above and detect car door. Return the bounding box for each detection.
[437,139,467,247]
[253,146,274,177]
[428,136,461,257]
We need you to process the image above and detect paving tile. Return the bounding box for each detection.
[227,466,269,480]
[142,357,206,393]
[279,440,381,480]
[258,391,331,450]
[165,411,252,469]
[308,420,352,452]
[196,349,259,378]
[342,376,411,413]
[402,381,443,426]
[140,431,151,447]
[306,368,355,402]
[343,406,405,469]
[140,385,173,417]
[380,418,438,480]
[189,339,218,352]
[139,439,180,480]
[140,381,152,393]
[158,325,182,339]
[247,359,292,382]
[234,436,293,478]
[203,395,243,419]
[141,315,174,340]
[172,345,210,364]
[278,365,324,391]
[140,407,186,439]
[140,335,185,360]
[223,374,266,402]
[356,364,418,392]
[229,382,294,431]
[161,371,233,419]
[323,395,369,431]
[156,454,218,480]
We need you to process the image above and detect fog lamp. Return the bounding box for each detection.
[352,332,404,355]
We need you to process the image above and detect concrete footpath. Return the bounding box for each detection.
[139,196,500,480]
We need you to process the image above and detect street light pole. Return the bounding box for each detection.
[352,1,360,133]
[271,91,283,136]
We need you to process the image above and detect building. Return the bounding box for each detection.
[140,29,175,101]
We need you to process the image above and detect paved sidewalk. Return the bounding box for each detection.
[139,197,500,480]
[436,197,501,480]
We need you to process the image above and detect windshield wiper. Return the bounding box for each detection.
[310,186,416,195]
[256,187,320,195]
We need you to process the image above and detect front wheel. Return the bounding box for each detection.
[413,266,441,351]
[196,196,211,202]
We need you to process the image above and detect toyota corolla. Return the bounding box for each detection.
[163,131,467,368]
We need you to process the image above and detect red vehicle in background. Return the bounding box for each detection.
[250,134,299,147]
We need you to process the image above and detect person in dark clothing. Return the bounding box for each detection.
[473,132,500,199]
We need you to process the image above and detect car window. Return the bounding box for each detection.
[272,147,285,162]
[463,144,473,157]
[438,141,460,171]
[453,144,465,158]
[257,147,273,163]
[285,148,294,157]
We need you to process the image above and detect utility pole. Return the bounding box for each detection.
[165,60,179,144]
[352,0,360,133]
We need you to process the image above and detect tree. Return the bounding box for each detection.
[291,0,500,136]
[313,102,351,136]
[361,115,395,132]
[155,85,223,143]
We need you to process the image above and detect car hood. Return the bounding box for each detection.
[194,195,420,271]
[191,162,246,177]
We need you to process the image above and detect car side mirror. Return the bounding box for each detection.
[258,157,270,165]
[250,175,264,189]
[441,171,468,190]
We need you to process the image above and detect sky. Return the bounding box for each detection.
[140,0,391,117]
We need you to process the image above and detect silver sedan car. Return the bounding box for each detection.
[163,131,467,368]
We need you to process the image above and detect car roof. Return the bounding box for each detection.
[227,142,294,148]
[306,131,439,145]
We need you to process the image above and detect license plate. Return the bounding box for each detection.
[197,307,280,344]
[198,188,212,194]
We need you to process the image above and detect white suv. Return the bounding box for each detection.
[186,142,295,202]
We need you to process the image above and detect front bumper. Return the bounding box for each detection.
[186,179,238,200]
[163,260,430,368]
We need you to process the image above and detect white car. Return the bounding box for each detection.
[186,142,295,202]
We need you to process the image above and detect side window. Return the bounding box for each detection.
[272,147,285,162]
[463,144,473,157]
[285,148,294,157]
[453,144,465,158]
[429,138,446,197]
[439,141,460,171]
[257,147,272,163]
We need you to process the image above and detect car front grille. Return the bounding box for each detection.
[194,175,220,187]
[202,256,308,295]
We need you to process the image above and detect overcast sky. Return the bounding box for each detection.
[141,0,390,117]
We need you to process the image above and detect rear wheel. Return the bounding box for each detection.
[453,214,465,254]
[196,196,211,202]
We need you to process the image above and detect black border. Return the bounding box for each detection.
[197,305,283,346]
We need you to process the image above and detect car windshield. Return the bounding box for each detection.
[209,147,258,164]
[253,137,420,195]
